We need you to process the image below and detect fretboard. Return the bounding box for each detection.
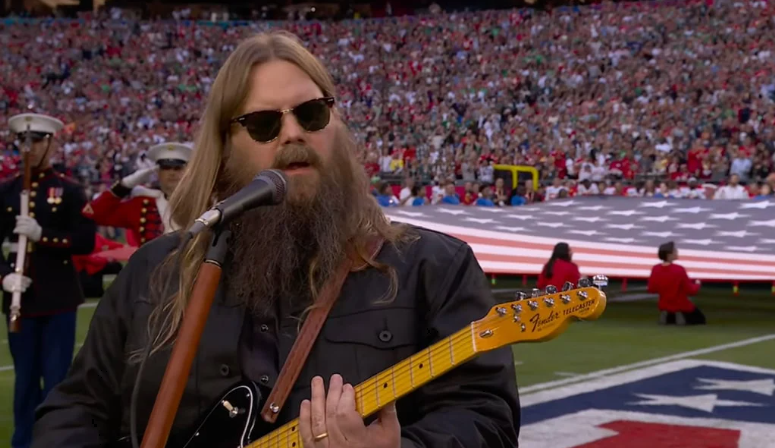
[247,324,478,448]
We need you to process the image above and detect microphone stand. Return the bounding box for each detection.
[140,227,231,448]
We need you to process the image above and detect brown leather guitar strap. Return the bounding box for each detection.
[260,236,385,424]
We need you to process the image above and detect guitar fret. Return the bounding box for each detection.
[355,380,366,415]
[409,355,414,388]
[391,365,397,398]
[448,336,455,365]
[392,357,412,397]
[374,375,380,408]
[430,338,450,376]
[376,368,395,405]
[428,347,434,377]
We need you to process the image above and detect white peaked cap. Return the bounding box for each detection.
[147,142,194,165]
[8,113,64,135]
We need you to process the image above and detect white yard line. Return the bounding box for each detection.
[521,333,775,394]
[553,372,580,377]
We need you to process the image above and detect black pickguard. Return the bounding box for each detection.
[114,381,266,448]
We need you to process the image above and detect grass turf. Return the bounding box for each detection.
[0,281,772,444]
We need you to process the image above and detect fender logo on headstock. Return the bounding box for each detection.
[529,311,560,333]
[528,298,595,332]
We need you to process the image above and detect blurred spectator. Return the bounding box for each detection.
[1,0,774,199]
[713,174,749,199]
[375,182,398,207]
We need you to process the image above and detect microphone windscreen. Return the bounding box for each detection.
[256,169,288,205]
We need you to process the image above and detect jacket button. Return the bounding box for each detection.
[219,364,230,376]
[260,324,269,332]
[379,330,393,343]
[260,374,270,384]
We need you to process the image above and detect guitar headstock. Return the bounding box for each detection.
[473,275,608,352]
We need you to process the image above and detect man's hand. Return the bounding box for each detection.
[299,374,401,448]
[14,215,42,242]
[2,273,32,294]
[120,166,158,189]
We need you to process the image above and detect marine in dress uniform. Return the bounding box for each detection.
[81,143,191,246]
[0,113,96,448]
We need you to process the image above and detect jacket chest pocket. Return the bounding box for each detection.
[301,307,418,390]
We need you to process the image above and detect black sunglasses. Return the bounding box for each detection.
[230,97,335,143]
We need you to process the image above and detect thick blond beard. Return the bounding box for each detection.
[217,132,358,316]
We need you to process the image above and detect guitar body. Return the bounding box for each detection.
[115,381,262,448]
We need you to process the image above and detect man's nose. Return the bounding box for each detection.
[277,112,307,146]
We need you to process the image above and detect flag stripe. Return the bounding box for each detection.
[475,260,775,281]
[384,198,775,281]
[388,215,775,265]
[468,244,775,275]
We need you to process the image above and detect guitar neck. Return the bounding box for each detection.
[247,325,478,448]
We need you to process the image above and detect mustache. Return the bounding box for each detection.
[271,143,323,170]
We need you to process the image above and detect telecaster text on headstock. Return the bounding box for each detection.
[563,298,595,317]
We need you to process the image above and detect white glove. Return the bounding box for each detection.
[121,166,158,189]
[2,273,32,294]
[14,215,42,242]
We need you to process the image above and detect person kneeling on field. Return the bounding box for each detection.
[647,241,706,326]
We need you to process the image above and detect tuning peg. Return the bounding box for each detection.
[562,281,574,291]
[545,285,558,295]
[592,275,609,289]
[515,291,527,301]
[578,277,591,288]
[531,288,541,298]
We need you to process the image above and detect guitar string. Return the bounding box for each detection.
[251,302,599,448]
[250,313,510,448]
[251,298,599,447]
[248,320,481,448]
[349,298,599,422]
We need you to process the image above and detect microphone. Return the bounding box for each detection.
[187,169,287,237]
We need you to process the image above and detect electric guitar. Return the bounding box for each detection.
[118,276,608,448]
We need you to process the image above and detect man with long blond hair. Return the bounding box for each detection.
[31,31,520,448]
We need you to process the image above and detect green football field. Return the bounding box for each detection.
[0,278,772,444]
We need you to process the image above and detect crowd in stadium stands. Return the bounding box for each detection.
[2,0,775,206]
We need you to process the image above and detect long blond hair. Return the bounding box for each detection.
[140,31,410,360]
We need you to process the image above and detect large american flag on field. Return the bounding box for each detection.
[382,198,775,281]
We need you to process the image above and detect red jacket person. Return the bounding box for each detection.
[82,143,191,246]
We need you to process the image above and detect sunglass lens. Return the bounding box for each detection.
[294,99,331,132]
[245,111,282,143]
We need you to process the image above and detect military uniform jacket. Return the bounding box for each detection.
[0,168,96,316]
[82,182,175,246]
[33,225,521,448]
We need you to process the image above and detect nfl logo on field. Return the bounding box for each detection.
[520,360,775,448]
